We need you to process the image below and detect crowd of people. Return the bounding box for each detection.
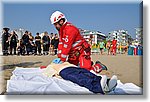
[1,27,132,57]
[1,27,122,56]
[1,28,59,56]
[91,38,118,56]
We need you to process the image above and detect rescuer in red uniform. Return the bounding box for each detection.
[50,11,93,70]
[112,38,117,55]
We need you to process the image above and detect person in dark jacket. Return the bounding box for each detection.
[50,34,55,55]
[2,28,10,55]
[42,32,50,55]
[35,32,41,55]
[28,32,34,55]
[31,42,37,55]
[17,39,25,55]
[26,40,33,55]
[9,31,18,55]
[53,34,59,55]
[22,31,29,54]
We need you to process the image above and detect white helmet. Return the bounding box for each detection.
[50,11,67,24]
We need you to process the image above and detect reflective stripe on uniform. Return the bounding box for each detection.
[59,42,63,44]
[66,23,73,26]
[64,44,68,48]
[61,54,67,58]
[66,56,68,61]
[58,50,62,54]
[72,40,82,47]
[81,58,84,67]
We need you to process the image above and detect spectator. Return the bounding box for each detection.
[31,42,37,55]
[27,32,34,55]
[99,39,105,55]
[29,32,34,54]
[50,33,55,55]
[22,31,30,54]
[110,44,113,55]
[17,39,25,55]
[26,40,33,55]
[106,40,111,55]
[35,32,42,55]
[28,32,34,42]
[53,34,59,55]
[2,28,10,55]
[9,31,18,55]
[42,31,50,55]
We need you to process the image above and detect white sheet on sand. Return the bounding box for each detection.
[6,67,142,95]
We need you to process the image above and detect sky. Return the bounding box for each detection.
[2,1,142,38]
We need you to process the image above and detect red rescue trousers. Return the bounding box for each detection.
[68,50,92,71]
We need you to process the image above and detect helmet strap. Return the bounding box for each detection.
[57,20,63,27]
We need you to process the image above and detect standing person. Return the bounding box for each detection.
[28,32,34,55]
[53,34,59,55]
[112,38,117,55]
[26,32,34,55]
[99,39,105,55]
[106,40,111,55]
[9,31,18,55]
[35,32,42,55]
[110,44,113,55]
[28,32,34,42]
[2,28,10,55]
[50,33,55,55]
[22,31,29,55]
[42,31,50,55]
[50,11,99,71]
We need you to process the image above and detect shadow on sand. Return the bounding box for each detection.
[2,61,42,70]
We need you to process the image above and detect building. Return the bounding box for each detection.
[135,27,143,45]
[107,30,133,46]
[107,30,118,41]
[79,28,106,44]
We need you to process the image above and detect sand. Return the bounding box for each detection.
[0,54,143,94]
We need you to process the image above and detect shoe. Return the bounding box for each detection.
[95,61,101,64]
[108,75,117,91]
[93,63,102,73]
[100,75,108,94]
[95,61,108,70]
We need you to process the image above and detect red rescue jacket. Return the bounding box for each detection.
[57,22,86,62]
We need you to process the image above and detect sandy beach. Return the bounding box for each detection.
[0,54,143,94]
